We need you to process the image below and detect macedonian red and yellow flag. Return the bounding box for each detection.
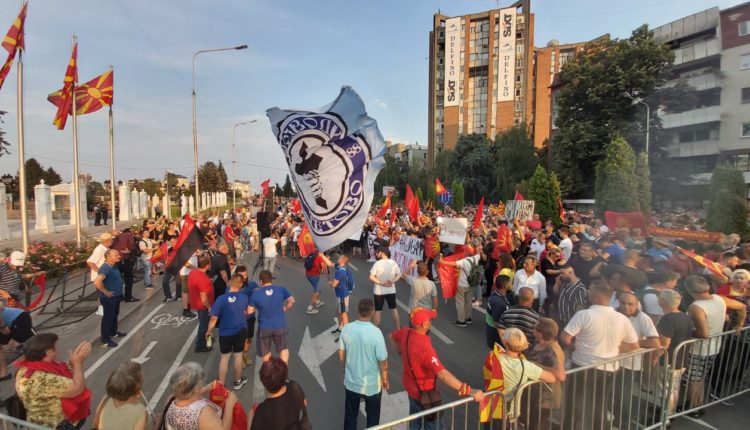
[52,41,78,130]
[297,223,316,258]
[48,69,113,116]
[480,343,508,422]
[0,2,28,91]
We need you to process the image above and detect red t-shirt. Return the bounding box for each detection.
[304,255,324,277]
[224,225,236,243]
[188,270,214,310]
[391,327,445,400]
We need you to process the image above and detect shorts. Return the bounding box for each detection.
[219,328,247,354]
[686,354,717,382]
[374,293,397,311]
[246,315,256,339]
[338,296,350,314]
[256,328,289,357]
[306,275,320,293]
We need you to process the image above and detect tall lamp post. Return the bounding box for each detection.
[624,92,651,161]
[232,119,258,214]
[192,44,247,211]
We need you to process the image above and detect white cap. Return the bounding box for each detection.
[10,251,25,266]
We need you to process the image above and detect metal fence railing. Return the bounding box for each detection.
[374,326,750,430]
[0,413,52,430]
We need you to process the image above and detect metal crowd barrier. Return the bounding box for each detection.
[374,326,750,430]
[0,413,52,430]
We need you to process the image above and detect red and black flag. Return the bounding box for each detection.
[165,214,205,276]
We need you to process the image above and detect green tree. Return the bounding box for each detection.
[493,124,538,201]
[451,180,465,211]
[549,172,563,225]
[375,153,405,198]
[594,136,639,217]
[274,183,283,197]
[43,167,62,186]
[553,25,674,197]
[706,167,750,236]
[197,162,222,192]
[217,161,229,192]
[635,152,652,216]
[415,187,423,203]
[526,165,557,224]
[426,183,436,208]
[448,134,494,203]
[139,178,164,198]
[282,175,294,197]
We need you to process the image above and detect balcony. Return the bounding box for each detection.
[673,38,720,66]
[659,105,721,129]
[667,140,720,158]
[663,72,721,92]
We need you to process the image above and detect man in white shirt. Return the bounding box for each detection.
[179,251,199,318]
[368,247,402,329]
[558,227,573,260]
[87,232,113,316]
[138,230,155,289]
[512,256,547,312]
[262,233,279,275]
[560,280,639,429]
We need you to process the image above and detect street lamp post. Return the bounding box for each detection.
[192,44,247,212]
[624,92,651,161]
[232,119,258,214]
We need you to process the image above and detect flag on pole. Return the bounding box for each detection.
[491,223,513,259]
[260,179,270,196]
[558,198,565,222]
[297,223,316,257]
[473,197,484,230]
[435,178,448,195]
[377,193,391,219]
[675,246,728,281]
[165,215,205,276]
[404,185,419,222]
[48,69,113,115]
[52,41,77,130]
[150,241,168,264]
[0,2,27,92]
[514,190,524,201]
[480,344,508,422]
[266,86,386,252]
[604,210,646,231]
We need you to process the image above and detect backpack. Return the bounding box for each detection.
[636,287,659,307]
[304,253,317,271]
[133,239,145,260]
[466,258,483,287]
[336,265,356,292]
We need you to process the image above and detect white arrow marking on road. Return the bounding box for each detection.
[298,321,341,392]
[149,325,198,411]
[360,390,409,427]
[395,299,454,345]
[131,341,158,364]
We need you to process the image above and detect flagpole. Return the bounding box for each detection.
[70,35,82,248]
[108,65,116,230]
[16,32,28,254]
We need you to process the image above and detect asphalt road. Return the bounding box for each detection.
[3,251,746,430]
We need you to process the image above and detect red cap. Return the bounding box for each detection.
[411,308,437,326]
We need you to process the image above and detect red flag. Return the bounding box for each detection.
[437,252,465,299]
[165,214,205,275]
[297,223,316,257]
[604,211,646,231]
[28,272,46,310]
[404,185,419,222]
[676,246,728,281]
[377,193,391,219]
[291,198,301,214]
[0,2,27,91]
[48,69,113,115]
[514,190,524,201]
[558,198,565,222]
[373,216,387,231]
[151,241,168,264]
[260,179,270,196]
[53,41,78,130]
[491,224,513,260]
[390,206,397,225]
[424,235,440,259]
[473,197,484,230]
[435,178,448,195]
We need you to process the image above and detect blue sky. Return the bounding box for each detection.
[0,0,742,189]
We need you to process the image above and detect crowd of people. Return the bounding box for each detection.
[0,196,748,429]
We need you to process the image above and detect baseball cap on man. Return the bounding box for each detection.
[10,251,25,266]
[410,307,437,326]
[98,232,113,242]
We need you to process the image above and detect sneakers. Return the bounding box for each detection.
[112,331,128,338]
[330,327,342,334]
[124,297,140,303]
[194,346,213,353]
[162,297,173,303]
[95,305,104,316]
[101,340,118,348]
[306,307,319,314]
[145,285,154,289]
[466,318,474,325]
[454,320,468,327]
[232,376,248,390]
[182,310,197,318]
[314,300,324,308]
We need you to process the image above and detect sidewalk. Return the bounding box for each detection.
[0,217,148,250]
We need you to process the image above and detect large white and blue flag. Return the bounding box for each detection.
[267,86,386,252]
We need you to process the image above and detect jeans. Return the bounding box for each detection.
[142,258,152,286]
[263,256,277,274]
[408,397,443,430]
[344,389,381,430]
[118,259,135,299]
[196,309,209,349]
[455,287,473,322]
[162,270,175,299]
[100,295,121,343]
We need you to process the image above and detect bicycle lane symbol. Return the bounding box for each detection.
[150,313,197,330]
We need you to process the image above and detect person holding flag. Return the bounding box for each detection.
[304,249,334,315]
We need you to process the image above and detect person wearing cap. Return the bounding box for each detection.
[88,233,113,316]
[369,247,402,329]
[339,298,388,430]
[390,308,484,428]
[0,251,28,305]
[94,249,127,348]
[0,298,34,381]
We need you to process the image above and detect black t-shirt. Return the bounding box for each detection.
[657,312,693,368]
[211,253,230,289]
[250,380,307,430]
[540,258,560,290]
[569,255,604,287]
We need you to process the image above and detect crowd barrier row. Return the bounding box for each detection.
[373,326,750,430]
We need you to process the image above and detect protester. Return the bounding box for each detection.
[206,274,249,390]
[369,247,402,329]
[522,319,565,430]
[15,334,92,429]
[405,259,439,312]
[512,256,546,312]
[486,275,510,349]
[188,254,215,353]
[138,228,156,289]
[330,254,353,338]
[236,265,259,367]
[339,298,389,430]
[211,242,231,299]
[438,247,481,327]
[93,249,127,348]
[498,287,541,350]
[95,362,152,430]
[247,270,295,363]
[0,251,26,306]
[164,362,237,430]
[262,232,280,274]
[656,289,693,419]
[641,270,680,322]
[0,298,35,380]
[554,265,588,329]
[304,250,333,314]
[179,250,198,318]
[112,228,139,302]
[249,358,309,430]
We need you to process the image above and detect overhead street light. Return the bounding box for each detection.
[232,119,258,213]
[192,44,248,211]
[623,91,651,162]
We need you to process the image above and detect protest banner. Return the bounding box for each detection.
[504,200,535,221]
[648,226,722,242]
[390,235,424,277]
[437,217,468,245]
[366,233,377,261]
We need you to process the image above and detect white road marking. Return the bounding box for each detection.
[347,262,359,271]
[85,304,165,378]
[132,341,158,364]
[473,302,487,314]
[298,320,341,392]
[149,325,199,410]
[360,390,408,427]
[682,416,720,429]
[395,299,454,345]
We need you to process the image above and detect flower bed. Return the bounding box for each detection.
[2,239,96,273]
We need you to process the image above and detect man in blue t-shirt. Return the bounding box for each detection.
[94,249,126,348]
[330,255,352,340]
[248,270,295,363]
[236,265,260,367]
[207,274,251,390]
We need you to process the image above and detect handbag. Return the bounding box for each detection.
[405,331,442,422]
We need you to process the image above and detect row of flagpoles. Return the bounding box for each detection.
[1,2,116,250]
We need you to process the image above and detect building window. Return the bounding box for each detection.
[742,53,750,70]
[740,20,750,37]
[743,123,750,138]
[743,87,750,104]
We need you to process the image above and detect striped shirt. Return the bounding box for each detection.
[0,263,23,302]
[557,280,588,328]
[499,305,541,349]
